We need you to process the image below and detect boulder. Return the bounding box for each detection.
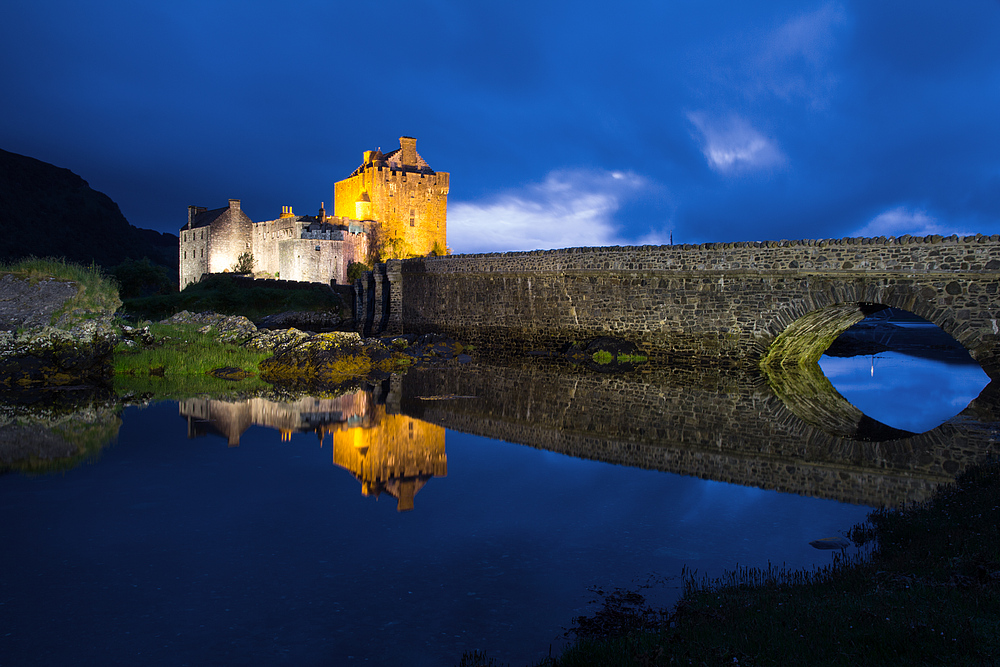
[0,274,120,388]
[256,310,343,332]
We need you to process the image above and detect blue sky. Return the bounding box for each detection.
[2,0,998,253]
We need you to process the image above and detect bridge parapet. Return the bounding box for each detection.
[413,233,1000,275]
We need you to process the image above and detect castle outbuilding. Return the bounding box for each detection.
[179,137,448,289]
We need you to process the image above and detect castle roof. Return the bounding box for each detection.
[184,200,254,231]
[347,147,435,178]
[187,206,229,230]
[382,147,433,172]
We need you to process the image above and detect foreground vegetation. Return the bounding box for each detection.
[484,460,999,666]
[1,256,121,320]
[119,273,347,321]
[113,321,272,394]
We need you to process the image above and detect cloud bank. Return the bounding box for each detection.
[853,206,972,238]
[687,113,785,174]
[448,170,655,254]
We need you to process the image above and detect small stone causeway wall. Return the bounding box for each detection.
[357,235,1000,375]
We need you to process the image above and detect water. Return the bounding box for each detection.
[819,351,990,433]
[819,319,992,433]
[1,335,995,665]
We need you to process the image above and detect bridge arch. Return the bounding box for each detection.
[759,276,998,377]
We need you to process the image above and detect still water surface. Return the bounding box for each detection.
[0,342,993,665]
[819,321,991,433]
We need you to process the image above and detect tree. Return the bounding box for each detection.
[110,257,175,298]
[366,223,411,263]
[232,251,254,274]
[429,240,448,257]
[347,261,372,283]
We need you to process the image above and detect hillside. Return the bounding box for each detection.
[0,148,177,270]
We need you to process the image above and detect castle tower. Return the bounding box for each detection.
[333,136,449,260]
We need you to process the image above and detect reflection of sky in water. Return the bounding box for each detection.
[0,402,872,667]
[818,352,990,432]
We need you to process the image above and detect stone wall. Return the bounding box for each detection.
[178,225,209,289]
[384,235,1000,375]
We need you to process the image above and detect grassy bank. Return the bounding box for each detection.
[533,459,1000,666]
[1,256,121,320]
[120,274,347,321]
[113,321,272,395]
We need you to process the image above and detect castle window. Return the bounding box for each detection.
[409,210,415,227]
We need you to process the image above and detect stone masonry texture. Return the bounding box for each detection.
[373,235,1000,376]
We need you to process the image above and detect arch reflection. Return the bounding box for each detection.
[819,309,990,433]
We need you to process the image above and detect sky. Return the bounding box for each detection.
[1,0,999,254]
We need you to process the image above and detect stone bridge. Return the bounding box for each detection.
[357,234,1000,376]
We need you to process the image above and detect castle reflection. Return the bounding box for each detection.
[179,391,446,511]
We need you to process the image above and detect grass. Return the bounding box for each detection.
[113,322,271,380]
[592,350,649,365]
[119,273,347,321]
[1,255,121,322]
[541,458,1000,666]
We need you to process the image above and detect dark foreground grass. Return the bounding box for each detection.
[467,460,1000,666]
[119,273,347,321]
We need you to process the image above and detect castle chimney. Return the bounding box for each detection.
[399,136,416,167]
[319,202,326,222]
[187,206,207,228]
[229,199,241,210]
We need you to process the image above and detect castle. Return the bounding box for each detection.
[179,136,449,289]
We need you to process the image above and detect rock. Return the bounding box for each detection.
[259,331,381,387]
[0,274,78,330]
[0,275,120,388]
[256,310,342,332]
[809,536,851,550]
[563,337,647,372]
[207,366,254,381]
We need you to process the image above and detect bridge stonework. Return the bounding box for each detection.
[376,235,1000,376]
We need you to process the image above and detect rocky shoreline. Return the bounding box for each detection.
[0,273,120,389]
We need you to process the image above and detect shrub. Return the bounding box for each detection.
[347,261,371,283]
[232,251,255,274]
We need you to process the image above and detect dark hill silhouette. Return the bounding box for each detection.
[0,148,177,271]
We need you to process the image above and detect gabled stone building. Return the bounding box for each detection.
[334,136,449,259]
[178,136,448,289]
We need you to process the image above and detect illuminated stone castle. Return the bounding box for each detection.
[178,136,449,289]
